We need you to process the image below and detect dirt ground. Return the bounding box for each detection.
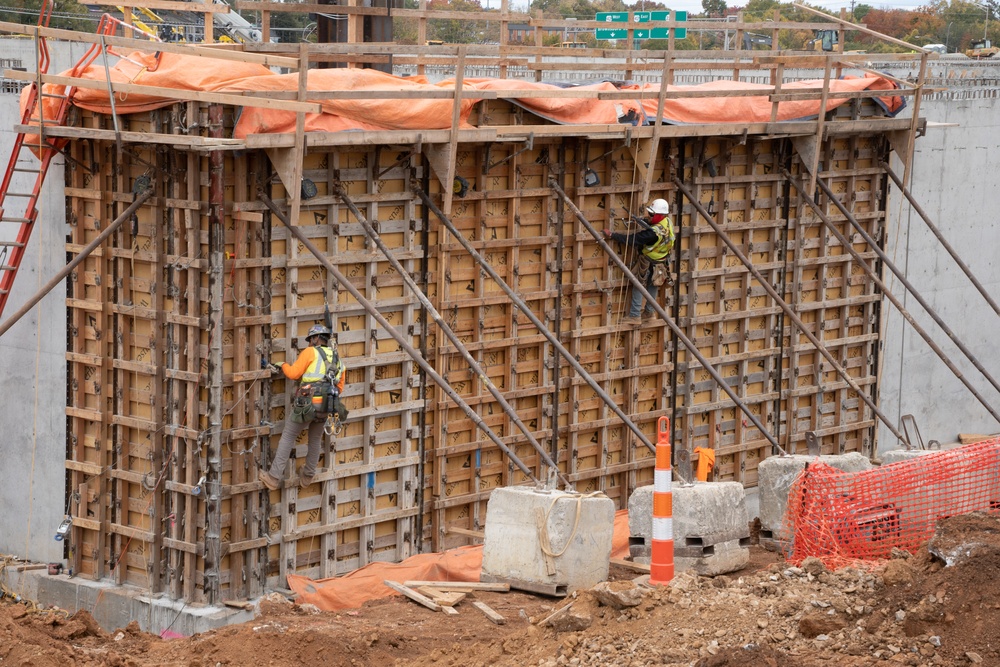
[3,513,1000,667]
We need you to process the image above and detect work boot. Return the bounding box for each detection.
[259,470,280,491]
[298,468,314,489]
[623,316,641,326]
[642,310,655,321]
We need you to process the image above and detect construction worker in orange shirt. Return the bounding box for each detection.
[259,324,346,490]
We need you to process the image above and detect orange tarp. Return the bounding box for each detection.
[21,49,904,145]
[287,509,632,611]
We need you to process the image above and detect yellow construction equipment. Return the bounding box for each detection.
[965,39,999,59]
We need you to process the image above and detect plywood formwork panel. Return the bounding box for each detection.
[61,94,895,599]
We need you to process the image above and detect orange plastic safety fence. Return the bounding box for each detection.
[786,440,1000,569]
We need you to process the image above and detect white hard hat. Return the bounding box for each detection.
[646,199,669,216]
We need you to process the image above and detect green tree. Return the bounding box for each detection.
[0,0,92,31]
[701,0,727,18]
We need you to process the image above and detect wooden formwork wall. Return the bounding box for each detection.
[62,99,889,600]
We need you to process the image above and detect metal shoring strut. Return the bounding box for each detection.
[783,169,1000,427]
[257,189,540,483]
[415,186,697,481]
[810,173,1000,405]
[547,179,787,457]
[336,186,571,487]
[879,161,1000,319]
[670,175,910,447]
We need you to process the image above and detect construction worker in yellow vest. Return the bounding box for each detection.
[260,324,346,490]
[602,198,676,325]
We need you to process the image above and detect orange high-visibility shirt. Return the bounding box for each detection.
[281,346,345,393]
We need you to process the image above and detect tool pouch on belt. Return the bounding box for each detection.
[633,254,652,281]
[290,384,317,424]
[651,261,669,287]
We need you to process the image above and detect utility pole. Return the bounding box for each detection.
[850,0,855,20]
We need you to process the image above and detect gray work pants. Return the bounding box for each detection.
[268,417,326,480]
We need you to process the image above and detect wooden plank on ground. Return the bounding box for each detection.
[384,580,442,612]
[610,557,651,573]
[403,581,510,592]
[471,600,506,625]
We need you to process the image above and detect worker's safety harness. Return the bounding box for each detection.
[291,346,349,435]
[634,219,675,287]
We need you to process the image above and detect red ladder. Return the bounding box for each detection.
[0,9,120,319]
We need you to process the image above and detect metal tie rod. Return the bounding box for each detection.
[257,190,539,483]
[336,187,570,487]
[812,173,1000,403]
[671,175,910,446]
[880,161,1000,320]
[0,186,154,338]
[415,187,697,483]
[548,179,787,457]
[784,170,1000,426]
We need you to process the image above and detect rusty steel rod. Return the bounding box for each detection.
[337,187,570,486]
[258,190,539,483]
[880,160,1000,320]
[813,173,1000,403]
[785,170,1000,426]
[548,179,787,457]
[415,186,699,482]
[0,186,154,338]
[672,175,909,447]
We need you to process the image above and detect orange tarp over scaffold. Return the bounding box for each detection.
[287,509,632,611]
[21,49,904,143]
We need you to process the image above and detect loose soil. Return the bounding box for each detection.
[3,513,999,667]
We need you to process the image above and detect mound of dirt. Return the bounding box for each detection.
[866,511,1000,666]
[3,513,1000,667]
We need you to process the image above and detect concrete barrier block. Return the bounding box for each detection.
[628,481,750,576]
[880,448,939,465]
[757,453,871,547]
[481,486,615,594]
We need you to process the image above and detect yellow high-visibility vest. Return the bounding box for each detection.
[301,346,343,384]
[642,219,675,262]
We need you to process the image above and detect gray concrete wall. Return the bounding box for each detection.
[878,87,1000,453]
[0,38,89,563]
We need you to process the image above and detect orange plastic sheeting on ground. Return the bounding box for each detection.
[630,75,902,124]
[287,510,633,611]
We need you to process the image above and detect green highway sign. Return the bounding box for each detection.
[595,10,688,41]
[650,10,687,39]
[595,11,628,40]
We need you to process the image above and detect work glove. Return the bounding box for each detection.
[602,229,613,239]
[269,362,283,375]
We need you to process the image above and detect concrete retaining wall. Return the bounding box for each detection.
[879,92,1000,453]
[0,40,90,564]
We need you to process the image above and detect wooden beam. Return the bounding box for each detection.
[610,557,651,573]
[402,581,511,591]
[471,600,506,625]
[0,20,297,68]
[442,47,465,216]
[14,123,246,149]
[384,580,442,612]
[79,0,229,12]
[3,70,321,113]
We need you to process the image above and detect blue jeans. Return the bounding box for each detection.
[628,268,660,317]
